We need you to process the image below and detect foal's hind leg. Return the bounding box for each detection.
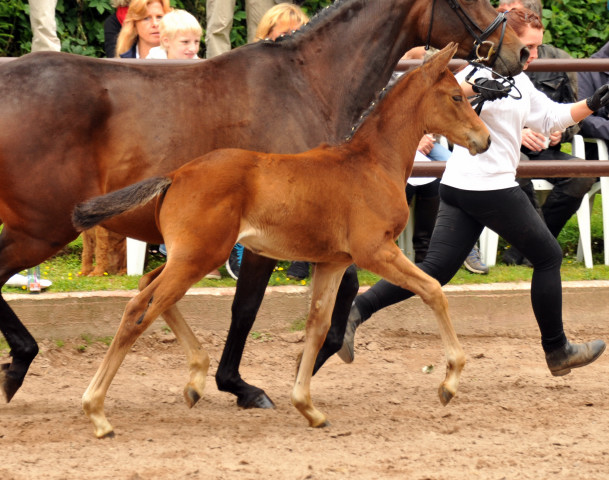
[355,242,465,406]
[83,261,207,438]
[291,263,347,427]
[138,266,210,409]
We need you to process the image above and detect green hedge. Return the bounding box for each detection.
[1,0,608,58]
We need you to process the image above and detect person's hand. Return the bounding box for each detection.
[417,134,434,155]
[521,128,547,151]
[548,130,562,147]
[472,78,511,101]
[586,84,609,111]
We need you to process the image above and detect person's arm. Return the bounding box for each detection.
[578,70,609,139]
[570,84,609,123]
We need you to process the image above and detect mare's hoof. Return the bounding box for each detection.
[313,419,331,428]
[184,387,202,408]
[99,430,116,439]
[237,391,276,409]
[0,364,23,403]
[438,385,455,406]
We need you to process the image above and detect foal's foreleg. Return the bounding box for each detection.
[291,263,347,427]
[138,266,210,409]
[357,243,465,406]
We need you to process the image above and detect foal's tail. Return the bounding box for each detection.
[72,176,172,231]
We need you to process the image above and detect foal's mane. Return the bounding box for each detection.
[344,66,422,142]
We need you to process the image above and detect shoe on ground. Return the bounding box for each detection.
[463,245,489,275]
[226,243,244,280]
[286,261,310,280]
[205,268,222,280]
[545,339,606,376]
[337,303,363,364]
[6,273,52,289]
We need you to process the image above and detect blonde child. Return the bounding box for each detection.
[147,9,202,59]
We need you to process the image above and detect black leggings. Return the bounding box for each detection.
[356,184,567,352]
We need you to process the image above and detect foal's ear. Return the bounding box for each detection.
[422,42,458,79]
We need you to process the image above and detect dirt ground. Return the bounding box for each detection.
[2,288,609,480]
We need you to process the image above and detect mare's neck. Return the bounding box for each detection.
[292,0,423,142]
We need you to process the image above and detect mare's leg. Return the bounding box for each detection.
[313,264,359,374]
[82,259,212,438]
[0,228,75,402]
[292,263,347,427]
[355,242,465,406]
[215,248,277,408]
[0,296,39,402]
[138,266,210,409]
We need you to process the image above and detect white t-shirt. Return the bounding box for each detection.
[146,47,168,59]
[441,66,575,191]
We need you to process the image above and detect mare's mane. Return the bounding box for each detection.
[345,68,419,142]
[258,0,364,46]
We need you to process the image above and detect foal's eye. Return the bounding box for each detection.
[452,95,463,102]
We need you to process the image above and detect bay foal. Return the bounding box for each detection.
[0,0,527,409]
[73,44,489,437]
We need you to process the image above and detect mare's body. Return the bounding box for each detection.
[74,44,490,437]
[0,0,527,407]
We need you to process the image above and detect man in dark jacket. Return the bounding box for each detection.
[578,41,609,146]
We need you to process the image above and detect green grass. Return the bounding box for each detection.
[2,197,608,295]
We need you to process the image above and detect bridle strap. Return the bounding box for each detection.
[425,0,508,67]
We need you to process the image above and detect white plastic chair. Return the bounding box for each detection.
[573,137,609,267]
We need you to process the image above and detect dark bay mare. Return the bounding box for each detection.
[73,43,490,437]
[0,0,527,409]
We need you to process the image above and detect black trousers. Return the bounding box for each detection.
[356,184,567,353]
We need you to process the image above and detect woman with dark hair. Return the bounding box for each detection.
[336,8,608,377]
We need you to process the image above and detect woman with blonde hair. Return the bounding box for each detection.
[115,0,172,58]
[254,3,308,42]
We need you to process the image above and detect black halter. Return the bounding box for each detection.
[425,0,508,68]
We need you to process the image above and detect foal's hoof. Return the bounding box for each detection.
[313,419,331,428]
[184,387,202,408]
[99,430,116,440]
[438,385,455,406]
[237,391,276,409]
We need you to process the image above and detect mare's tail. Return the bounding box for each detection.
[72,176,172,231]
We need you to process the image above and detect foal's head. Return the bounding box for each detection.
[415,43,490,155]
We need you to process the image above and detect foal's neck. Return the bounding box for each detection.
[346,73,426,183]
